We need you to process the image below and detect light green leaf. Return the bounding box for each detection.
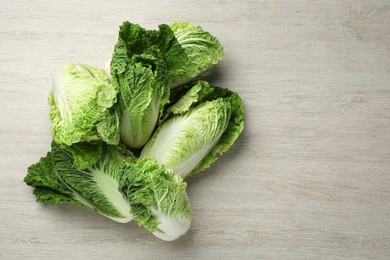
[142,97,231,177]
[142,80,244,178]
[161,80,215,122]
[168,22,224,88]
[120,157,192,241]
[49,63,119,147]
[193,87,244,173]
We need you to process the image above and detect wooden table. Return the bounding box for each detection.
[1,1,389,259]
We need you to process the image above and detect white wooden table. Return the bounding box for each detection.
[1,1,389,259]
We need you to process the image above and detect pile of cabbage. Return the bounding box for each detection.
[24,21,244,241]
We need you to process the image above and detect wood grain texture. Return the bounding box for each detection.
[1,0,389,259]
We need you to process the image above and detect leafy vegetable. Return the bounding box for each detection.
[113,49,168,148]
[110,22,177,148]
[24,142,134,223]
[168,22,224,88]
[141,80,244,178]
[107,22,224,89]
[25,21,244,242]
[49,62,119,168]
[120,157,192,241]
[50,63,119,145]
